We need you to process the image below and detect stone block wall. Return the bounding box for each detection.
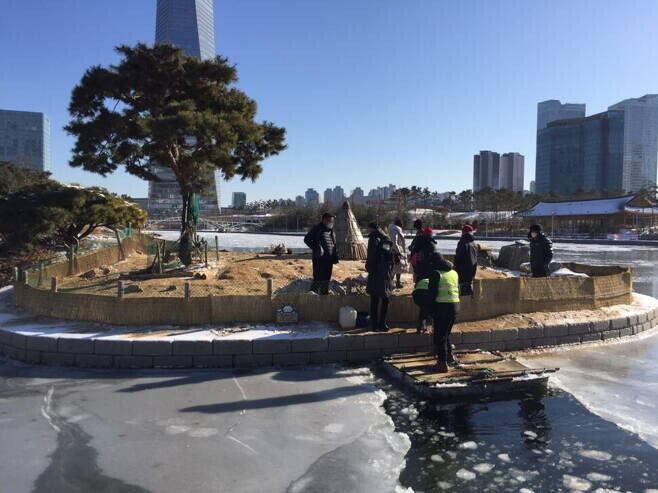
[2,305,656,369]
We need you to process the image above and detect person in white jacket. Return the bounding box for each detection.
[388,218,408,289]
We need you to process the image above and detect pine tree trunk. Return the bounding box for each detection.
[179,191,194,265]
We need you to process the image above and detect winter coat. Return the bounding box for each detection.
[409,233,437,280]
[454,232,478,284]
[528,232,553,273]
[304,223,339,263]
[366,229,395,297]
[388,223,408,275]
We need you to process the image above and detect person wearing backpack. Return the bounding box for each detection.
[366,222,395,332]
[428,254,460,372]
[409,226,437,282]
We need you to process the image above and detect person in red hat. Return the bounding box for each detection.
[454,224,478,296]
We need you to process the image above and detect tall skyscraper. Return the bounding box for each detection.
[608,94,658,191]
[500,152,525,192]
[473,151,500,191]
[535,94,658,195]
[332,186,345,205]
[149,0,219,218]
[535,111,625,196]
[156,0,215,60]
[537,100,586,130]
[0,109,51,172]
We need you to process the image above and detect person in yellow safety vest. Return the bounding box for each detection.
[412,278,433,334]
[428,253,460,373]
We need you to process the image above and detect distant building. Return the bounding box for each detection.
[536,111,625,196]
[332,186,345,205]
[608,94,658,192]
[473,151,500,191]
[323,188,333,206]
[305,188,319,206]
[232,192,247,208]
[535,95,658,195]
[530,180,536,194]
[295,195,305,207]
[537,100,586,130]
[500,152,525,192]
[149,0,219,218]
[350,187,365,205]
[0,109,52,171]
[367,184,396,202]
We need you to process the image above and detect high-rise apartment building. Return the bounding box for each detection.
[473,151,524,192]
[473,151,500,191]
[0,110,51,172]
[295,195,305,207]
[323,188,333,206]
[231,192,246,208]
[305,188,319,206]
[350,187,365,205]
[149,0,219,218]
[500,153,525,192]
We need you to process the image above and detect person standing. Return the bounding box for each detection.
[428,254,460,373]
[528,224,553,278]
[366,222,395,332]
[454,224,478,296]
[388,218,407,289]
[304,213,339,294]
[410,227,437,282]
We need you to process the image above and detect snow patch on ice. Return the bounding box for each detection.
[497,453,511,463]
[586,472,612,482]
[456,469,476,480]
[430,454,444,463]
[563,474,592,491]
[473,463,494,473]
[458,441,478,450]
[579,449,613,461]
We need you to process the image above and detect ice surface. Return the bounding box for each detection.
[430,454,444,463]
[523,329,658,450]
[458,440,478,450]
[497,453,511,463]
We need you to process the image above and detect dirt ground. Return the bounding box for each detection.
[57,252,511,297]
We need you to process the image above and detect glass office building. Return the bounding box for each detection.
[609,94,658,192]
[535,111,624,196]
[150,0,219,218]
[0,109,51,172]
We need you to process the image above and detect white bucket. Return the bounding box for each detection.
[338,305,357,329]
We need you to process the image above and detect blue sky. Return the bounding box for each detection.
[2,0,658,205]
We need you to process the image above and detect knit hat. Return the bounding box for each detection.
[423,227,434,235]
[462,224,474,233]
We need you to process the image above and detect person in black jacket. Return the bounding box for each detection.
[528,224,553,277]
[304,213,339,294]
[366,222,395,332]
[409,227,437,282]
[454,224,478,296]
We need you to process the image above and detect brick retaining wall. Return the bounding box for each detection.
[2,303,656,369]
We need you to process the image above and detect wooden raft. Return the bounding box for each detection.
[383,350,558,401]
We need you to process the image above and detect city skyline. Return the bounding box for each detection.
[2,1,658,204]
